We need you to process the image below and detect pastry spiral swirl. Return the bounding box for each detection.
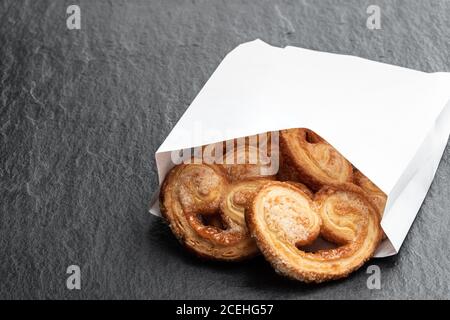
[247,182,382,282]
[221,179,273,227]
[223,144,277,181]
[160,163,260,260]
[279,128,353,191]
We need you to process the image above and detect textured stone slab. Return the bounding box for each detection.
[0,0,449,299]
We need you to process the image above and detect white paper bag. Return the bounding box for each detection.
[149,39,450,258]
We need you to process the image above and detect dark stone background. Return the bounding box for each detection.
[1,0,449,299]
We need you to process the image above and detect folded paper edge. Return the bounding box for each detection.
[157,39,450,154]
[379,100,450,255]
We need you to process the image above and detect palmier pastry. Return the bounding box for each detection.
[221,179,273,225]
[160,163,259,261]
[247,182,382,282]
[353,169,387,218]
[220,178,312,238]
[223,144,277,182]
[278,128,353,191]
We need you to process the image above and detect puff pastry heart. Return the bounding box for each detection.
[247,182,382,282]
[278,128,353,191]
[160,163,260,261]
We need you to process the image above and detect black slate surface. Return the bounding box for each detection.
[1,0,449,299]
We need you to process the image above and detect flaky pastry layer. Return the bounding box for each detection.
[160,163,269,261]
[247,182,382,282]
[278,128,353,191]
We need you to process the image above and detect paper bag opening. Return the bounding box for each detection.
[150,40,450,259]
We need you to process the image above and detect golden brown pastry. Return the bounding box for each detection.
[278,128,353,191]
[353,169,387,218]
[160,163,259,261]
[223,143,277,182]
[221,179,273,225]
[247,182,382,283]
[285,181,314,198]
